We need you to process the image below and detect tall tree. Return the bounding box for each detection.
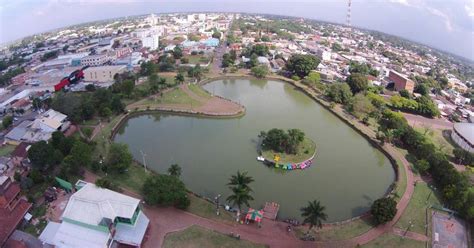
[168,164,182,177]
[346,73,369,94]
[285,54,320,78]
[300,200,328,233]
[227,171,254,215]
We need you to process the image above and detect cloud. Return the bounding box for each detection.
[426,7,454,32]
[466,4,474,17]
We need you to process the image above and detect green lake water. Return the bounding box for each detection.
[114,79,395,222]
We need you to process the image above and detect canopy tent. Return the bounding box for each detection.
[245,208,264,223]
[55,177,73,193]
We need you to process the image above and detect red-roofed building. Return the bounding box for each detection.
[389,70,415,93]
[0,176,32,246]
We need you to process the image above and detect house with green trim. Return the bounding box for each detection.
[39,182,149,247]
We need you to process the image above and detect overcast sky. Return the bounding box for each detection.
[0,0,473,60]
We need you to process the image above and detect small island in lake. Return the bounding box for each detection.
[258,128,316,164]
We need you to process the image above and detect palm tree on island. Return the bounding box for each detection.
[227,171,254,221]
[300,200,328,234]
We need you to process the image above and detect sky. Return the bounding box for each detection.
[0,0,473,60]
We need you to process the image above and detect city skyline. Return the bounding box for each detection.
[0,0,473,61]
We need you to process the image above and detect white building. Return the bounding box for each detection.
[451,123,474,153]
[83,65,127,83]
[142,34,159,50]
[80,54,110,66]
[39,182,149,248]
[198,13,206,21]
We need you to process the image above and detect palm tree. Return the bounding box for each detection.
[227,171,254,190]
[227,171,254,220]
[300,200,328,233]
[168,164,181,177]
[226,186,254,213]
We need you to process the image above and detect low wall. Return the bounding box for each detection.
[109,74,402,226]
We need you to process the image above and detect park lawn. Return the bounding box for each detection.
[80,118,100,126]
[187,194,235,223]
[159,88,201,106]
[394,155,408,201]
[162,225,267,248]
[395,182,441,235]
[362,233,425,248]
[188,84,212,99]
[294,218,375,241]
[185,55,210,65]
[261,137,316,164]
[414,127,455,156]
[104,162,149,194]
[80,126,94,139]
[0,144,16,156]
[92,114,123,158]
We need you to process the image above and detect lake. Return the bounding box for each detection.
[115,78,395,222]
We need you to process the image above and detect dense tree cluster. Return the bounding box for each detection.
[325,83,353,104]
[142,174,190,209]
[260,128,305,154]
[40,50,59,62]
[0,67,25,86]
[346,73,369,94]
[285,54,320,78]
[377,110,473,219]
[349,61,379,77]
[371,197,397,225]
[389,95,440,118]
[250,65,268,78]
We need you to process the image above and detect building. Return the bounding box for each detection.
[141,34,159,50]
[0,176,32,246]
[83,65,127,84]
[451,123,474,153]
[80,54,110,67]
[389,70,415,93]
[5,109,69,145]
[39,182,149,248]
[115,47,132,58]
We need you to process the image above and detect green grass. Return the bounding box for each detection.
[158,88,201,106]
[81,118,100,126]
[393,150,408,200]
[295,218,375,241]
[186,55,210,65]
[104,162,149,194]
[0,144,16,156]
[163,225,267,248]
[261,137,316,164]
[187,194,235,223]
[395,182,440,235]
[92,115,123,158]
[188,84,212,99]
[81,126,94,138]
[362,233,425,248]
[414,127,455,156]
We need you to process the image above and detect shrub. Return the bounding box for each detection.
[371,197,397,225]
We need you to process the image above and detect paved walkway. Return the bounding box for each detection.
[83,80,418,247]
[391,227,429,242]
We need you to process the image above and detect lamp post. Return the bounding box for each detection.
[214,194,221,216]
[404,220,414,238]
[140,150,147,172]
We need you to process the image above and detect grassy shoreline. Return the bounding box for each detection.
[261,137,316,164]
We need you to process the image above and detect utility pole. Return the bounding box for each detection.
[140,150,148,172]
